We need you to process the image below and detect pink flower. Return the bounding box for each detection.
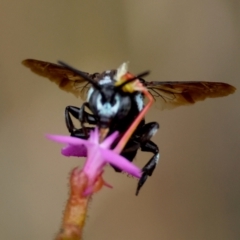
[47,128,142,195]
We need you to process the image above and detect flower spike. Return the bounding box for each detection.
[47,128,142,195]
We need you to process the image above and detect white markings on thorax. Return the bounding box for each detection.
[135,93,144,111]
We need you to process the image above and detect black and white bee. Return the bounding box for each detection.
[22,59,235,195]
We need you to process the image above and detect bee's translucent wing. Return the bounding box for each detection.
[143,80,236,110]
[22,59,94,100]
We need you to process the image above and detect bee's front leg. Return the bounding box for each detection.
[78,102,97,137]
[65,103,97,137]
[65,105,80,134]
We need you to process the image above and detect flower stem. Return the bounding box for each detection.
[55,168,92,240]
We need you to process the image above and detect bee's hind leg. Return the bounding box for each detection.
[136,140,159,195]
[136,122,160,195]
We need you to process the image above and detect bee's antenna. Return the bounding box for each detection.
[58,61,101,90]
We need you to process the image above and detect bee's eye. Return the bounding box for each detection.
[96,94,103,107]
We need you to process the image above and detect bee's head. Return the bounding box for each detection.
[88,72,132,131]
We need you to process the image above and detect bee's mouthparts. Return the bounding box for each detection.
[99,127,109,142]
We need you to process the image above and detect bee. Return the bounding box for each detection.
[22,59,236,195]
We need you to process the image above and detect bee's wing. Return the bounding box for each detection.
[22,59,93,100]
[143,80,236,110]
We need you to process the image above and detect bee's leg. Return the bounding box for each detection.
[112,140,140,172]
[65,103,97,136]
[65,106,80,134]
[70,127,94,139]
[78,102,97,137]
[135,122,160,195]
[78,102,97,125]
[136,140,159,195]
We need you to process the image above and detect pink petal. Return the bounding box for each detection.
[46,134,90,157]
[101,131,119,149]
[46,134,92,147]
[89,128,99,144]
[100,149,142,178]
[61,144,87,157]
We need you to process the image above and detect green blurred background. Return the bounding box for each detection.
[0,1,239,239]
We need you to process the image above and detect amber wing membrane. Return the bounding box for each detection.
[144,81,236,110]
[22,59,91,100]
[22,59,236,110]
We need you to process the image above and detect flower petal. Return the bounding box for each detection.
[88,128,99,144]
[46,134,91,146]
[100,131,119,149]
[61,144,87,157]
[100,149,142,178]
